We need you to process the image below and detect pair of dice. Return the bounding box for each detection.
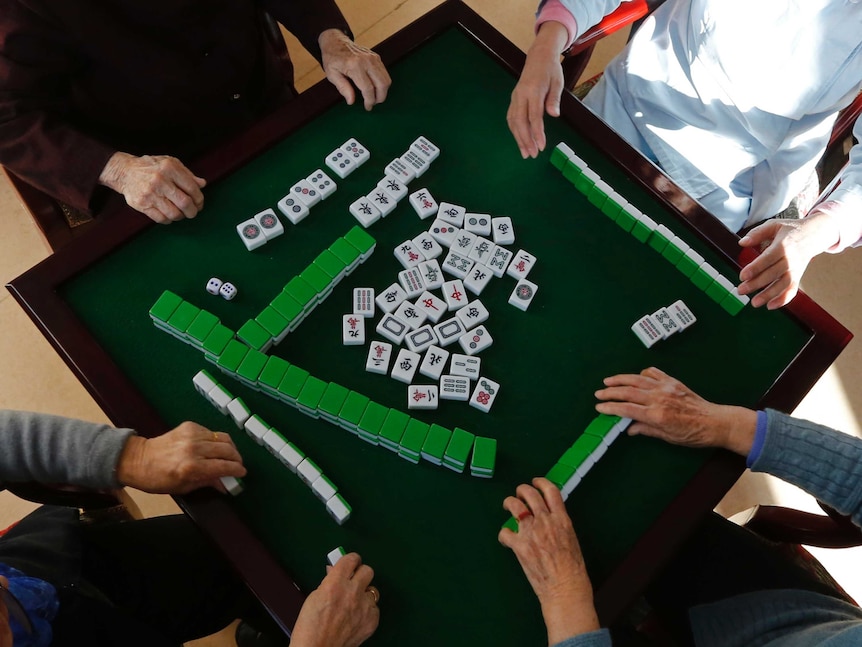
[206,277,237,301]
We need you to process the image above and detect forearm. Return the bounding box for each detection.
[259,0,351,62]
[750,409,862,527]
[540,0,627,42]
[541,589,602,645]
[0,410,134,488]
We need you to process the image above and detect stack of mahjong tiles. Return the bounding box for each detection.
[192,370,352,524]
[550,142,750,316]
[235,226,376,352]
[502,414,630,532]
[341,189,542,414]
[631,299,696,348]
[348,136,439,228]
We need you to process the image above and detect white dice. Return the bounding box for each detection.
[219,282,238,301]
[206,277,223,295]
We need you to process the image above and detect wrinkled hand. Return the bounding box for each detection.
[595,367,756,455]
[499,478,599,644]
[319,29,390,111]
[99,152,206,224]
[737,211,841,309]
[0,576,11,647]
[116,422,246,494]
[290,553,379,647]
[507,21,568,159]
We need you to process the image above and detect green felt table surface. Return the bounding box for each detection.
[59,26,810,646]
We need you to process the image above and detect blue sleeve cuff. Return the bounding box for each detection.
[746,410,768,467]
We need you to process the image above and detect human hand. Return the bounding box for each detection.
[737,211,841,309]
[507,21,569,159]
[319,29,391,111]
[595,367,757,455]
[499,478,599,645]
[0,577,11,647]
[116,422,246,494]
[99,152,206,224]
[290,553,379,647]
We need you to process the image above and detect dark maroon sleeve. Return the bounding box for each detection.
[259,0,353,62]
[0,1,116,213]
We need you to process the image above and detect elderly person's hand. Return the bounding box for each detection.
[595,367,757,455]
[99,152,206,224]
[737,211,842,309]
[507,21,568,159]
[116,421,246,494]
[499,478,600,645]
[290,553,380,647]
[319,29,391,111]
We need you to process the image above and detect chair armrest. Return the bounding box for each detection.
[4,482,123,511]
[569,0,650,56]
[744,504,862,549]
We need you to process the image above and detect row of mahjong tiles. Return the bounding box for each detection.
[550,142,750,317]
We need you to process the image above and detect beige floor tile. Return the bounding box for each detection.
[0,174,50,291]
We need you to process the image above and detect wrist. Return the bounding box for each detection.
[532,21,570,57]
[713,405,757,456]
[115,435,147,488]
[539,586,600,645]
[318,27,350,51]
[98,151,132,192]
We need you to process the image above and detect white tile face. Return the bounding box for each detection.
[651,307,679,339]
[378,176,407,201]
[311,475,337,503]
[207,385,233,414]
[419,345,450,380]
[450,230,477,256]
[491,217,515,245]
[464,310,496,342]
[394,240,426,269]
[469,377,500,413]
[326,547,345,566]
[398,268,425,299]
[440,375,470,401]
[428,220,459,247]
[487,246,513,277]
[668,300,697,330]
[468,238,496,264]
[441,250,475,280]
[400,150,429,177]
[325,148,356,179]
[411,136,440,161]
[508,279,538,311]
[631,315,663,348]
[376,315,409,345]
[227,398,251,429]
[342,313,366,345]
[408,385,439,410]
[463,213,492,236]
[433,317,466,347]
[366,189,397,217]
[297,458,322,486]
[442,279,470,310]
[262,429,287,456]
[669,235,690,255]
[306,169,337,199]
[219,476,244,496]
[254,209,284,240]
[459,325,493,355]
[365,341,393,374]
[415,291,447,323]
[341,138,370,166]
[326,495,351,525]
[449,353,481,381]
[353,288,375,318]
[278,443,305,472]
[506,250,537,280]
[391,348,421,383]
[416,260,444,290]
[404,324,438,353]
[394,300,427,330]
[244,416,270,444]
[409,188,438,219]
[192,370,218,399]
[464,263,493,295]
[412,233,443,260]
[277,194,310,224]
[437,202,466,227]
[236,218,266,250]
[349,197,381,228]
[384,158,415,183]
[290,179,322,207]
[375,283,408,314]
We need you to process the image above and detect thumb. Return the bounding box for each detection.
[545,79,563,118]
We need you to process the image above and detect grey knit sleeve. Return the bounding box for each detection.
[750,409,862,528]
[0,410,135,489]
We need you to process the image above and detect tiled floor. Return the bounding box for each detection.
[1,2,862,645]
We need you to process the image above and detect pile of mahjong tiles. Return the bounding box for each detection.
[550,142,751,319]
[192,369,353,524]
[342,202,540,414]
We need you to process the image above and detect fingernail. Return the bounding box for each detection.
[739,235,750,244]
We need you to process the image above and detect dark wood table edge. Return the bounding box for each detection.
[5,0,853,633]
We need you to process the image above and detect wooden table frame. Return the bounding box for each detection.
[6,0,851,633]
